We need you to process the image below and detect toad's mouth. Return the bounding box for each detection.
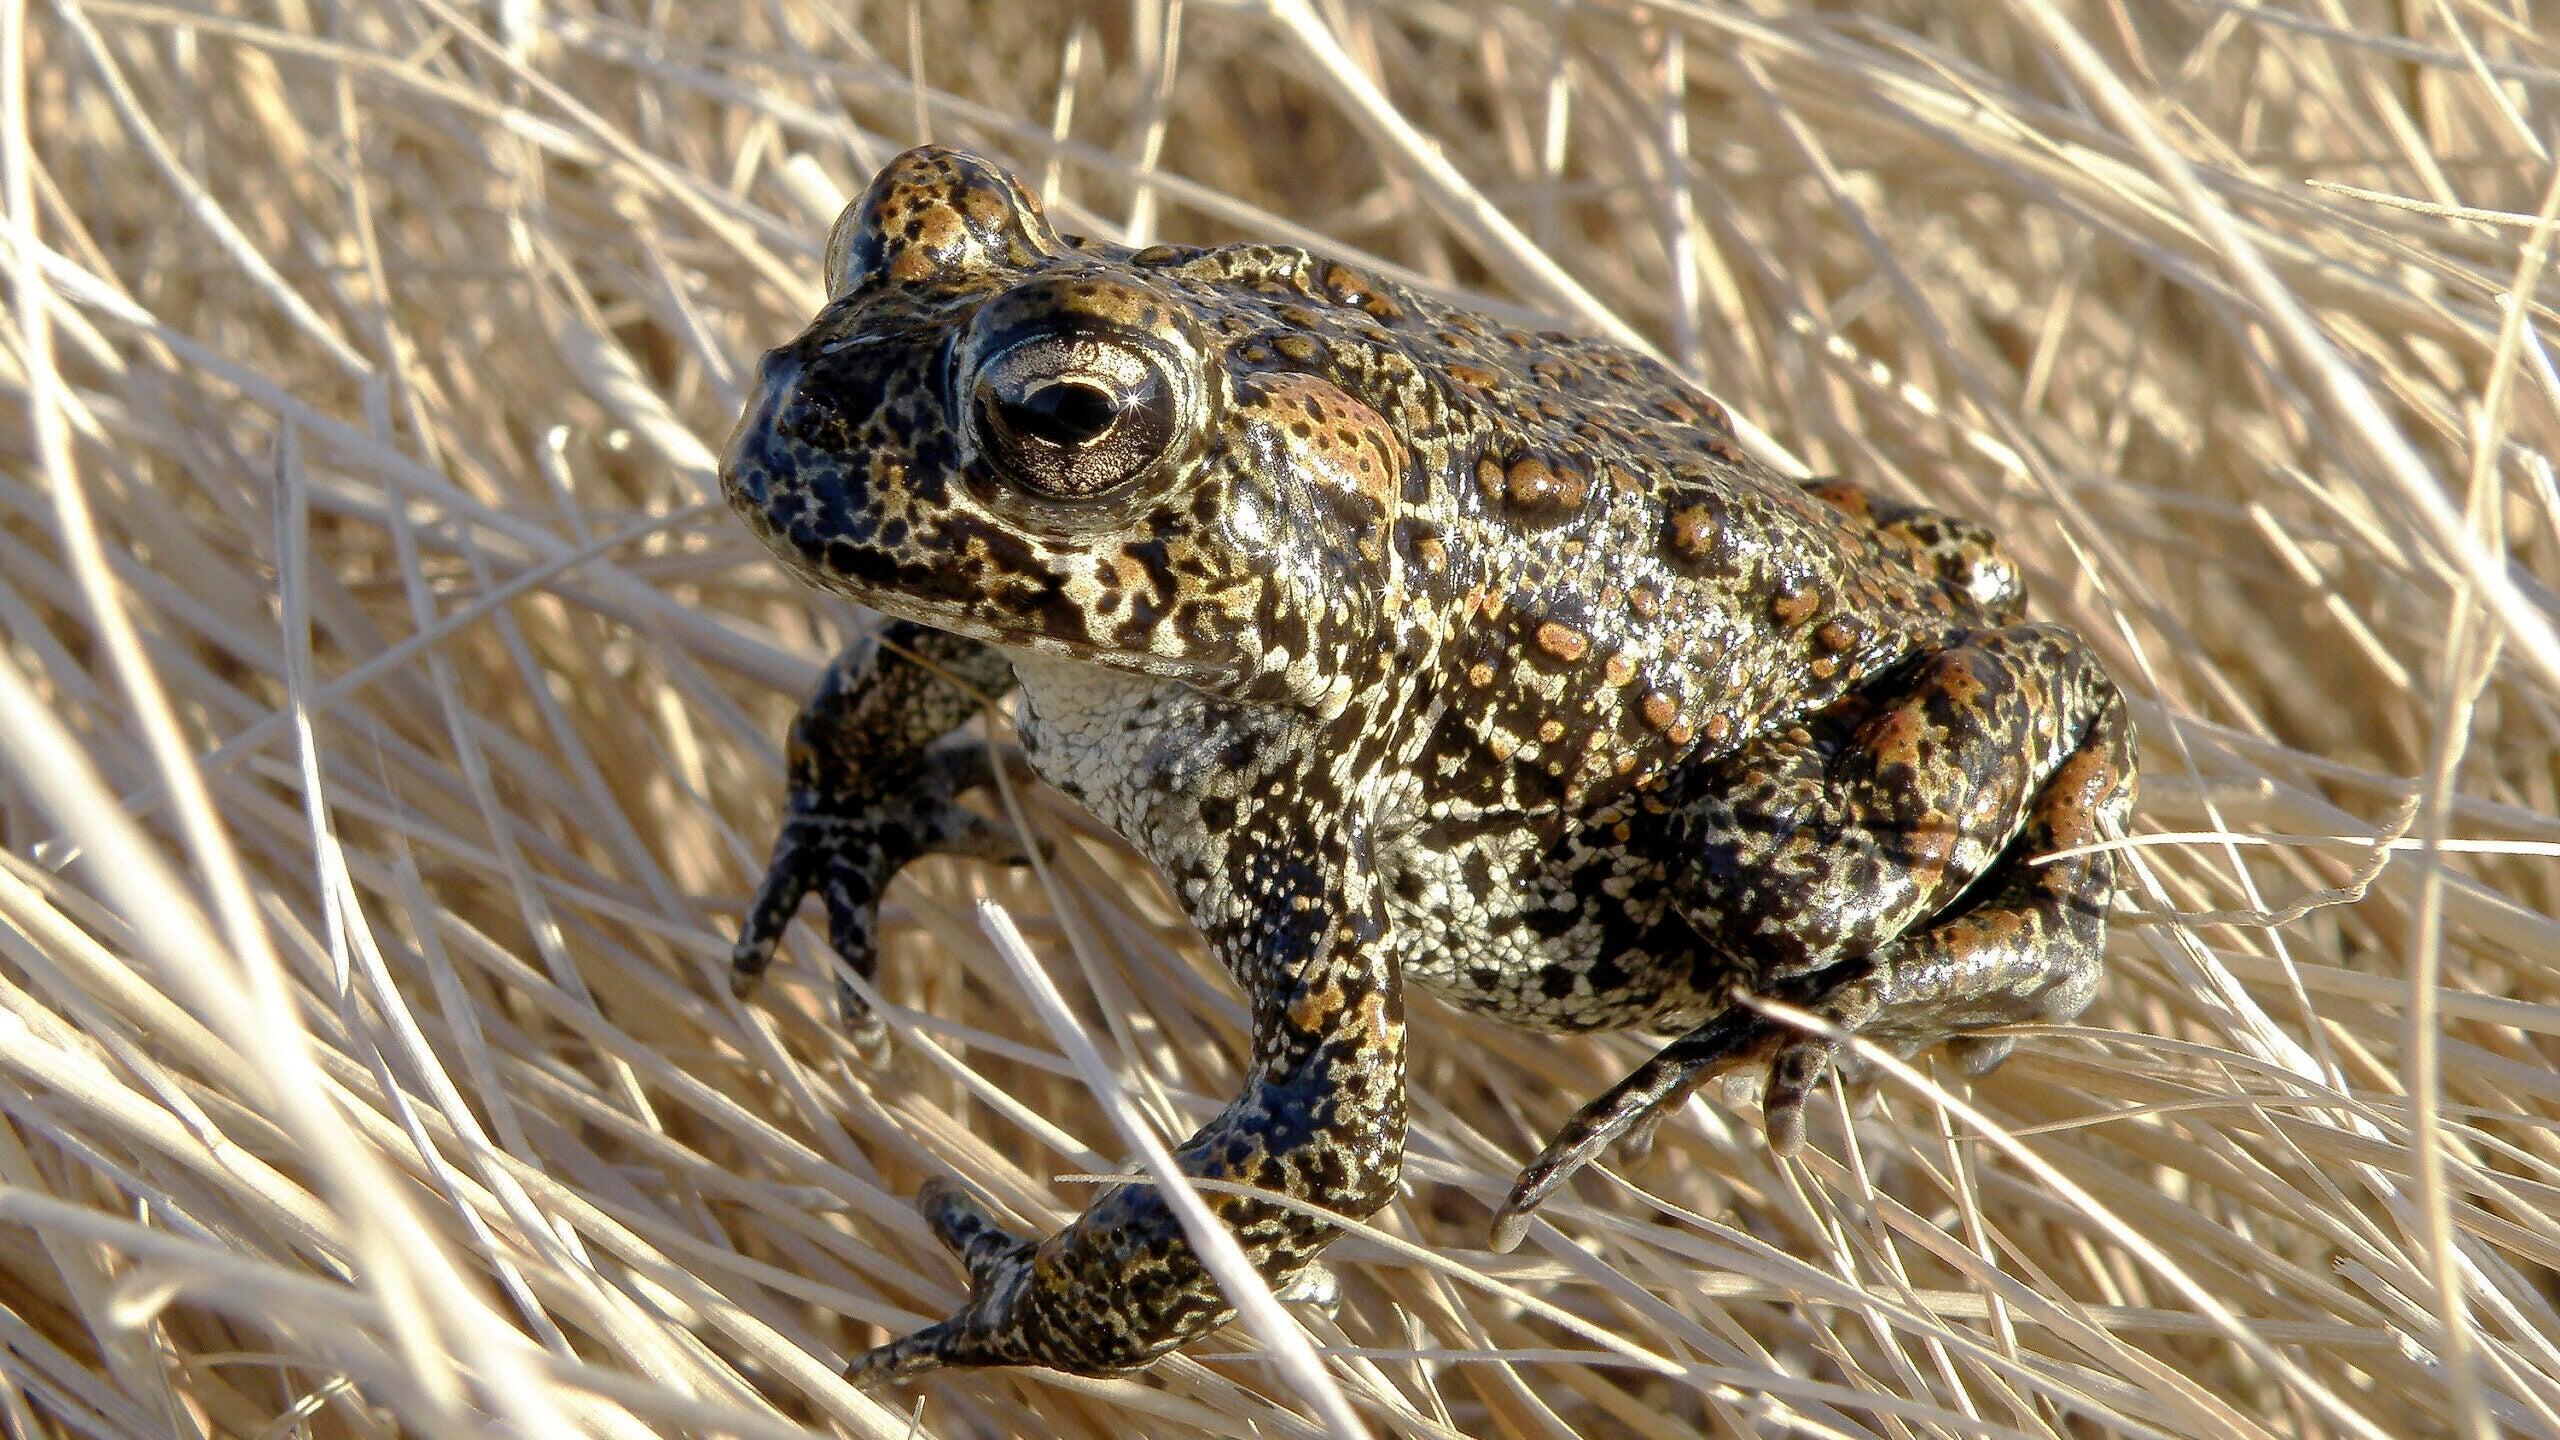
[840,583,1245,691]
[724,475,1242,699]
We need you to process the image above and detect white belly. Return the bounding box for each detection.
[1001,649,1259,860]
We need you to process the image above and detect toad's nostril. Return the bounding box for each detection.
[756,345,802,391]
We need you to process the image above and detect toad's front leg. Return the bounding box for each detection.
[847,820,1406,1383]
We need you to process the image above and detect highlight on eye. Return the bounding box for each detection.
[966,331,1184,499]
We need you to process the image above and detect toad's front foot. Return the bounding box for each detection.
[732,744,1024,1041]
[730,621,1023,1038]
[844,1179,1049,1387]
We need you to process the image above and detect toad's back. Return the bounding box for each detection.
[1060,244,2011,813]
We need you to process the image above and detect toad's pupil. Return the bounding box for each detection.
[1005,380,1120,447]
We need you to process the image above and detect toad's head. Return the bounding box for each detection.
[724,146,1429,715]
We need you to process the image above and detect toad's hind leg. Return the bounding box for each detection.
[1490,629,2134,1251]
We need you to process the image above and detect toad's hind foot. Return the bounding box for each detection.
[1487,983,1875,1253]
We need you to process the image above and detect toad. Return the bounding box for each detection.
[721,147,2135,1384]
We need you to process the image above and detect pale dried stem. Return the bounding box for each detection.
[0,1,2552,1437]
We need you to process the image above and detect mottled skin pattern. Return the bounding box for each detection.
[721,148,2137,1383]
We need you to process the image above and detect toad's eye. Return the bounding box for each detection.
[968,334,1181,500]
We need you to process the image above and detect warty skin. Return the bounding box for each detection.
[720,146,2136,1383]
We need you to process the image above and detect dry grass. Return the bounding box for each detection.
[2,0,2556,1436]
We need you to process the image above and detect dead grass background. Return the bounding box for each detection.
[2,0,2557,1436]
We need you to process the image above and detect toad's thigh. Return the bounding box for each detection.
[1668,623,2122,981]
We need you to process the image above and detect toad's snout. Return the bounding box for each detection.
[720,345,806,519]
